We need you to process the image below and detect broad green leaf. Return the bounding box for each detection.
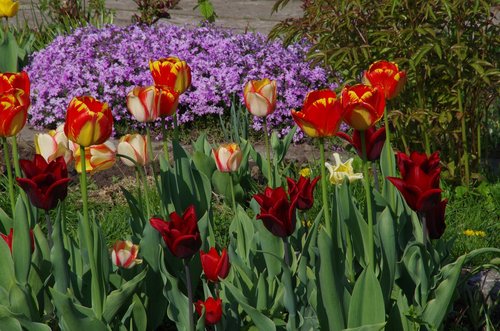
[0,237,14,290]
[0,207,12,233]
[12,198,31,284]
[347,267,385,328]
[50,288,107,331]
[0,30,19,71]
[103,268,147,323]
[51,206,69,293]
[343,322,387,331]
[422,248,500,328]
[377,207,396,303]
[223,281,276,331]
[317,228,346,331]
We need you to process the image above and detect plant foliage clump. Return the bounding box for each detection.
[270,0,499,183]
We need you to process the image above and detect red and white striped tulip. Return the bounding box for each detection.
[111,240,142,269]
[243,79,277,117]
[117,134,148,167]
[213,143,242,173]
[35,124,73,164]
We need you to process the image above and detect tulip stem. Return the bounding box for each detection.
[229,174,237,215]
[383,109,395,209]
[10,136,21,179]
[140,166,152,219]
[79,146,104,319]
[419,212,428,247]
[336,185,354,283]
[173,112,179,142]
[1,138,16,216]
[183,259,194,331]
[283,237,291,267]
[318,138,331,235]
[45,211,53,249]
[262,117,273,187]
[360,131,374,272]
[161,117,169,159]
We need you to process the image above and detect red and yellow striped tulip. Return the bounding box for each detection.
[111,240,142,269]
[341,84,386,131]
[70,140,116,173]
[291,89,344,138]
[243,79,277,117]
[64,96,113,147]
[363,60,406,100]
[149,57,191,94]
[213,143,242,173]
[117,134,148,167]
[0,71,30,137]
[35,124,73,164]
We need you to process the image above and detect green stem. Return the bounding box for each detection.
[262,117,273,187]
[2,138,16,216]
[138,167,152,219]
[79,146,103,319]
[173,112,179,142]
[229,173,237,215]
[458,88,470,186]
[161,117,169,159]
[319,138,331,235]
[283,237,291,267]
[10,136,21,179]
[45,210,53,249]
[383,108,396,209]
[183,259,194,331]
[360,131,374,271]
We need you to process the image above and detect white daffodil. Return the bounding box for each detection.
[325,153,363,185]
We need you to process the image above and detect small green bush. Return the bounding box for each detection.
[270,0,500,185]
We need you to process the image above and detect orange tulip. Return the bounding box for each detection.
[117,134,148,167]
[291,89,344,138]
[70,140,116,173]
[0,71,30,137]
[213,143,242,173]
[363,60,406,100]
[64,96,113,147]
[243,79,277,117]
[149,57,191,94]
[341,84,386,131]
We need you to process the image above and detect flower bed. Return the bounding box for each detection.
[26,23,332,138]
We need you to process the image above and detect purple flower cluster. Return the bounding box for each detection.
[26,23,332,138]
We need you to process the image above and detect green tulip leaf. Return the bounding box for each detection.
[377,207,397,303]
[12,198,31,285]
[223,280,276,331]
[317,228,346,331]
[347,267,386,328]
[343,322,387,331]
[103,267,147,323]
[0,237,14,290]
[0,207,12,233]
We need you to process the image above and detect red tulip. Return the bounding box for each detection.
[253,187,298,237]
[1,228,35,253]
[291,89,344,138]
[149,57,191,94]
[287,175,320,211]
[200,247,230,282]
[342,84,386,131]
[195,297,223,326]
[424,199,447,239]
[150,205,201,259]
[16,155,70,211]
[64,96,113,147]
[363,60,406,100]
[336,126,386,161]
[387,151,442,213]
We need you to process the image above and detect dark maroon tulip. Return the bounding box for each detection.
[1,228,35,253]
[387,151,442,212]
[16,155,70,211]
[253,186,298,237]
[424,199,447,239]
[397,151,440,178]
[195,297,223,326]
[150,205,201,259]
[336,126,386,161]
[200,247,230,282]
[287,175,320,211]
